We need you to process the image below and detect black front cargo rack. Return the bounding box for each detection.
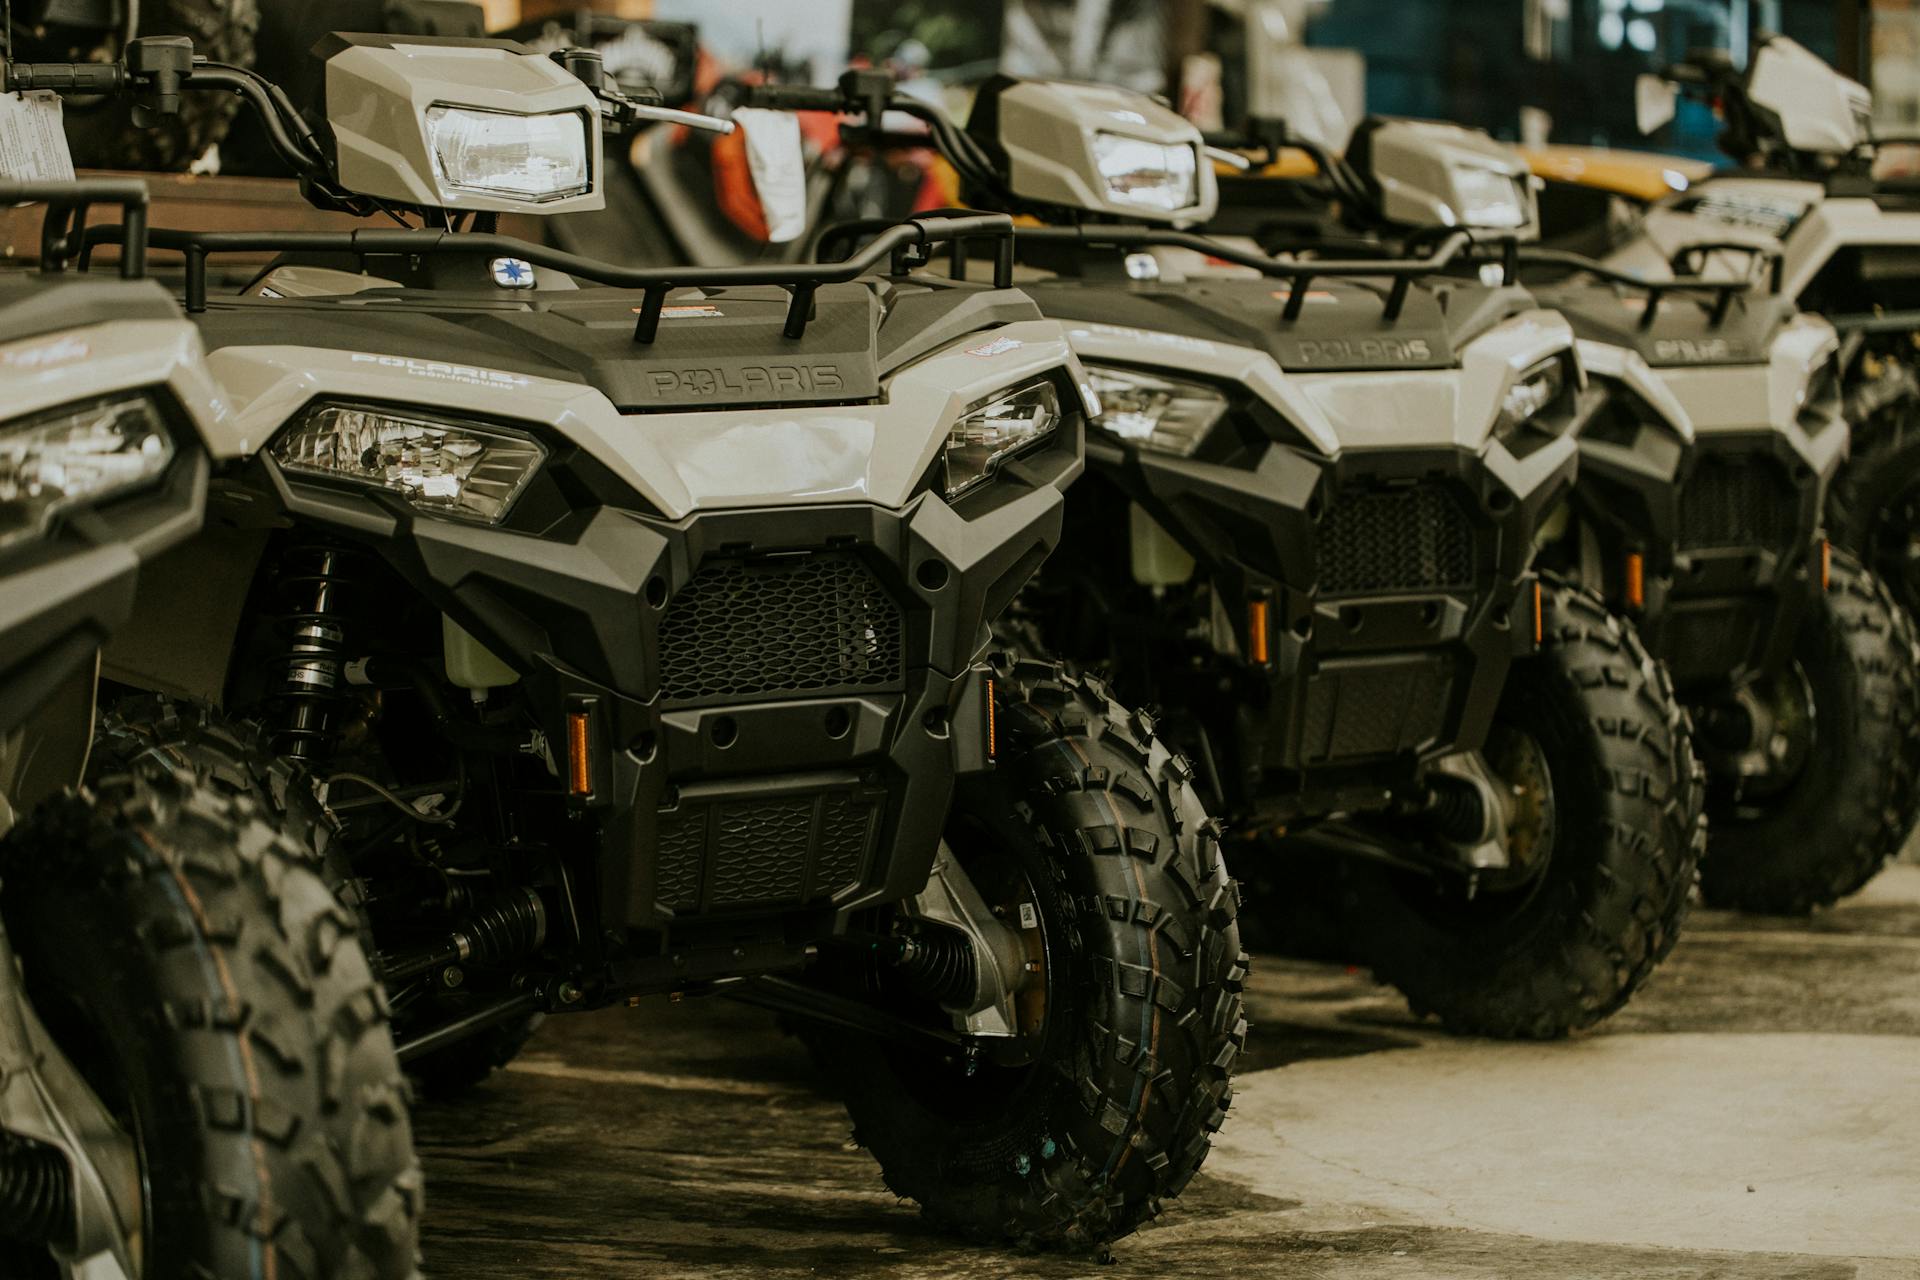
[57,210,1018,341]
[0,178,150,280]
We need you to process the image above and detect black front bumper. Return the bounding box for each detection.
[1577,427,1824,689]
[1091,427,1574,816]
[0,446,206,738]
[269,431,1077,940]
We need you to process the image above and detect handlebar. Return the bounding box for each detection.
[742,83,849,113]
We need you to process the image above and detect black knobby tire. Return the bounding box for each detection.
[815,658,1248,1249]
[95,694,542,1094]
[1700,548,1920,913]
[0,768,421,1278]
[1344,581,1706,1038]
[1829,394,1920,618]
[57,0,261,172]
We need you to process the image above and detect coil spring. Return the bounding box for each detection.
[0,1133,72,1248]
[270,543,355,761]
[892,927,977,1008]
[1426,774,1489,843]
[452,888,548,969]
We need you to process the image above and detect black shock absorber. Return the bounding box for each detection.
[891,927,977,1008]
[271,543,356,761]
[0,1133,72,1249]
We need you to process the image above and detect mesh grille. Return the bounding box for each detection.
[652,788,882,914]
[1677,454,1801,552]
[1318,485,1476,597]
[658,553,903,704]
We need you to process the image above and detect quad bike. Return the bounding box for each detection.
[5,0,255,169]
[6,35,1247,1250]
[1271,114,1920,913]
[0,179,420,1278]
[749,72,1706,1039]
[1598,34,1920,630]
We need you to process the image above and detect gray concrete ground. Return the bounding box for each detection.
[414,865,1920,1279]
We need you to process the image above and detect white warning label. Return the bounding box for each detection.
[0,92,76,183]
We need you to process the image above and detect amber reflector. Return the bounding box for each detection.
[1532,581,1544,645]
[1248,599,1271,666]
[985,678,998,761]
[1821,539,1832,591]
[567,709,592,796]
[1625,553,1645,610]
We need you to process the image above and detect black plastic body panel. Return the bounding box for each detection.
[256,407,1082,939]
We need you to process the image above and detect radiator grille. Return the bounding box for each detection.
[1677,453,1801,552]
[1318,485,1477,597]
[658,553,903,704]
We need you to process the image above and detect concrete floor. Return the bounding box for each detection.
[413,863,1920,1279]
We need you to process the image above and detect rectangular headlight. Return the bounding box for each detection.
[1494,357,1572,452]
[272,403,545,524]
[945,382,1060,499]
[425,105,591,203]
[0,394,173,549]
[1086,365,1227,458]
[1092,132,1198,212]
[1451,165,1529,229]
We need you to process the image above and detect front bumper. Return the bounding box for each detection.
[268,427,1078,940]
[1095,428,1575,814]
[1576,424,1830,690]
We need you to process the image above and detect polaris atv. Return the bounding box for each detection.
[751,72,1706,1038]
[5,35,1247,1249]
[0,179,420,1279]
[1601,34,1920,627]
[1272,114,1920,913]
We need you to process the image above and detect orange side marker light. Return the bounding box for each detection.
[1248,598,1271,666]
[1532,581,1544,645]
[1821,539,1832,591]
[567,709,593,797]
[984,677,997,762]
[1625,553,1645,610]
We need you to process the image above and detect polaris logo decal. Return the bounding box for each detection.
[964,337,1023,358]
[1293,337,1433,364]
[349,353,531,388]
[646,365,846,397]
[1652,337,1745,363]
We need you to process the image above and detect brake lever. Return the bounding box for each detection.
[617,100,734,135]
[1205,145,1253,172]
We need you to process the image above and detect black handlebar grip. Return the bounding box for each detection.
[743,84,848,112]
[2,62,130,93]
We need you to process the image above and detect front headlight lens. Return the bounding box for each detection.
[1494,357,1570,450]
[1086,365,1228,457]
[1450,164,1529,229]
[945,381,1060,499]
[0,395,173,549]
[272,404,546,524]
[425,105,591,203]
[1092,132,1198,212]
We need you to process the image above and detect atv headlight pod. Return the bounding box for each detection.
[0,395,173,549]
[1448,164,1529,230]
[945,381,1061,499]
[1092,132,1199,212]
[1493,356,1574,451]
[273,404,545,524]
[425,105,591,203]
[1085,365,1228,458]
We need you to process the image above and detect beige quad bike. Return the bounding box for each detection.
[7,35,1247,1251]
[749,73,1708,1038]
[1280,114,1920,913]
[0,180,419,1278]
[1606,35,1920,632]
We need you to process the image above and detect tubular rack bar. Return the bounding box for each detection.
[1,179,150,280]
[1826,308,1920,336]
[1667,240,1787,294]
[72,211,1019,340]
[1474,243,1780,329]
[818,220,1479,322]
